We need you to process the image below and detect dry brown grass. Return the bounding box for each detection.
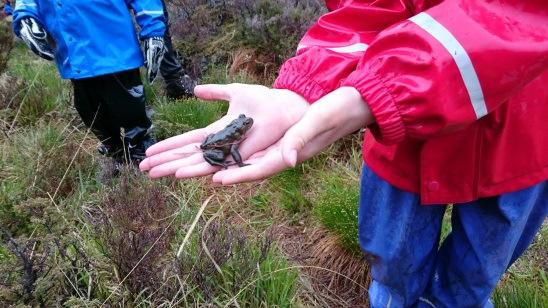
[0,73,23,111]
[273,225,371,307]
[228,47,276,84]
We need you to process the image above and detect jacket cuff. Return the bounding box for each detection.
[12,12,40,36]
[342,71,406,144]
[140,30,165,40]
[273,68,328,104]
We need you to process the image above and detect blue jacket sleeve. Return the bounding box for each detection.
[12,0,41,35]
[125,0,166,39]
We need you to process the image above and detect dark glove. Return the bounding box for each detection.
[18,17,54,61]
[144,36,166,84]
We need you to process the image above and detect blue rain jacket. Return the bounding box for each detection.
[12,0,165,79]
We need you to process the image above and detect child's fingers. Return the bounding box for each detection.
[175,162,220,179]
[194,84,232,101]
[145,128,207,156]
[140,143,202,171]
[212,150,286,185]
[147,153,204,178]
[281,109,332,167]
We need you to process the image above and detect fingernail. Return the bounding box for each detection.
[212,174,222,183]
[139,159,148,170]
[289,149,297,167]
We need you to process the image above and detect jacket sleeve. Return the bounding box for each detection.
[341,0,548,144]
[126,0,166,39]
[273,0,439,103]
[12,0,41,35]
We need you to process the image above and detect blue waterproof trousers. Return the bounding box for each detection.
[358,166,547,307]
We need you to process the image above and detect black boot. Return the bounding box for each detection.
[122,125,157,165]
[165,73,196,99]
[127,134,157,164]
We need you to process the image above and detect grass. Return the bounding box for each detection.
[1,28,547,307]
[153,97,227,140]
[174,218,298,306]
[311,168,361,254]
[4,44,72,127]
[1,44,301,306]
[493,224,548,307]
[270,167,311,216]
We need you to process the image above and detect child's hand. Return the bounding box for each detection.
[144,36,166,84]
[18,17,55,61]
[210,87,374,185]
[139,83,309,178]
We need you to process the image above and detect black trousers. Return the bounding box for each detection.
[160,0,184,83]
[72,68,151,150]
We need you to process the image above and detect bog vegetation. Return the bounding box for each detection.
[0,1,546,307]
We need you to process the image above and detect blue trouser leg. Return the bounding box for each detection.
[358,166,446,307]
[424,181,548,307]
[359,165,547,308]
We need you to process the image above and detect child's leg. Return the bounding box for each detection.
[425,181,548,307]
[100,68,151,140]
[72,78,119,148]
[99,68,154,160]
[359,165,446,307]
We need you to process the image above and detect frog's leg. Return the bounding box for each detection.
[203,150,231,169]
[230,143,250,167]
[204,156,231,169]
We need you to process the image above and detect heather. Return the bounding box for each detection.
[1,4,546,307]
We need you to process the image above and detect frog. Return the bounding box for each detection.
[200,114,254,168]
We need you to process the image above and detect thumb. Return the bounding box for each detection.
[281,109,333,167]
[194,84,232,101]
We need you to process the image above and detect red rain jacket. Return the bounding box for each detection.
[274,0,548,204]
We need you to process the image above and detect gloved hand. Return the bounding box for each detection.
[18,17,54,61]
[144,36,166,84]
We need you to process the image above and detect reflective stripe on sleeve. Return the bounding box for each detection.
[297,42,369,54]
[409,12,487,119]
[15,2,37,9]
[135,10,163,17]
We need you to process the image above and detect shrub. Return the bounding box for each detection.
[171,219,298,306]
[92,170,176,296]
[167,0,325,79]
[5,45,72,127]
[0,122,97,236]
[0,19,14,74]
[0,194,99,306]
[231,0,324,62]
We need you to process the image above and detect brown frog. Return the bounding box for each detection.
[200,114,253,168]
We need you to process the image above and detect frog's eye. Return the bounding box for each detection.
[239,114,246,118]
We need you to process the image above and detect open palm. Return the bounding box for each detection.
[139,83,309,178]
